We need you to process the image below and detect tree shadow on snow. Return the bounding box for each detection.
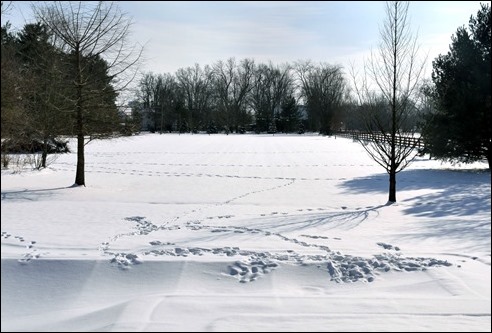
[1,186,73,202]
[339,168,491,218]
[393,217,490,253]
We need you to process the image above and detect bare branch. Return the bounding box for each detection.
[349,1,426,202]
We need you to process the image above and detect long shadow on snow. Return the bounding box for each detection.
[1,186,74,202]
[393,217,490,254]
[244,204,390,233]
[339,168,491,218]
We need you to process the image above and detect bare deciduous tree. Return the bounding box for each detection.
[176,63,214,133]
[212,58,254,133]
[155,73,179,134]
[1,1,13,16]
[351,1,426,203]
[34,1,143,186]
[295,60,347,135]
[250,62,294,133]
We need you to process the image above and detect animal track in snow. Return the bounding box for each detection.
[76,161,375,169]
[377,242,401,251]
[325,252,452,283]
[206,215,235,220]
[227,259,278,283]
[132,216,453,283]
[124,216,159,235]
[140,236,452,284]
[1,232,43,263]
[99,214,454,283]
[99,216,160,266]
[96,184,453,283]
[110,253,143,269]
[1,231,13,240]
[54,164,367,182]
[301,234,330,240]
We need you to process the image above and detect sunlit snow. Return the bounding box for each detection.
[1,133,490,331]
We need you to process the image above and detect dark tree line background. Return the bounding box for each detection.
[132,60,352,136]
[2,1,490,181]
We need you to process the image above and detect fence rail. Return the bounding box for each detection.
[334,130,424,150]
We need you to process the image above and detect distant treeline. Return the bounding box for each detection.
[130,59,423,135]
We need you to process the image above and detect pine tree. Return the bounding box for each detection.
[422,4,491,168]
[280,95,300,133]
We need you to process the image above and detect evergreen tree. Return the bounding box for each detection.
[15,22,70,167]
[1,20,29,152]
[279,95,300,133]
[422,4,491,168]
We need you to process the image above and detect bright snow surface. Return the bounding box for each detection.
[1,133,490,331]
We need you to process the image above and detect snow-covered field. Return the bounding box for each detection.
[1,133,490,332]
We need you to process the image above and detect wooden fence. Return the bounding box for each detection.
[334,130,424,150]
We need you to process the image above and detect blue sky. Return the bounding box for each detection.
[2,1,486,79]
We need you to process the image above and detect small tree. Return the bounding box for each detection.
[422,3,491,168]
[35,1,142,186]
[351,1,426,203]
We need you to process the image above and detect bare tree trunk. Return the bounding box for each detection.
[41,139,48,169]
[389,3,398,203]
[75,130,85,186]
[75,45,85,186]
[389,163,396,202]
[350,1,425,203]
